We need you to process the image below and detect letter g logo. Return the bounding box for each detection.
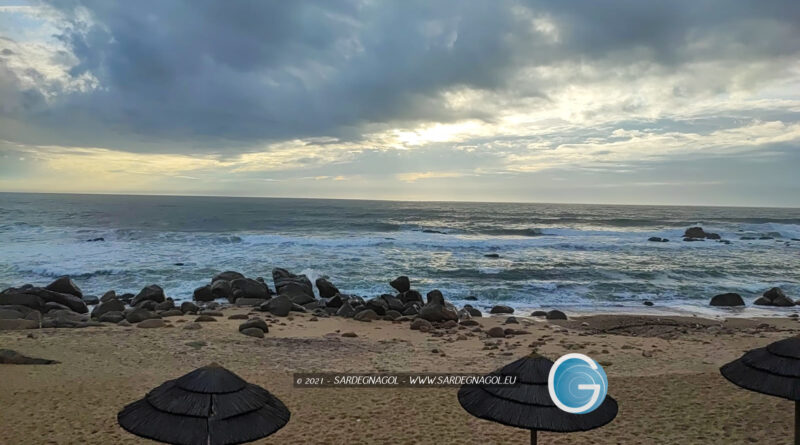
[547,353,608,414]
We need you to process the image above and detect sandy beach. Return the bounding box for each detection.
[2,309,799,444]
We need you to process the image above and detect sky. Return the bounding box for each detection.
[0,1,799,206]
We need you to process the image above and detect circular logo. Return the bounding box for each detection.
[547,353,608,414]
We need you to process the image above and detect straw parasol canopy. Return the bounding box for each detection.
[720,336,800,444]
[458,353,618,444]
[118,363,290,445]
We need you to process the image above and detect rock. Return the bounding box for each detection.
[710,293,745,307]
[683,227,720,240]
[484,253,501,258]
[643,301,654,307]
[264,295,292,317]
[0,349,58,364]
[100,291,117,303]
[648,237,669,242]
[336,302,357,318]
[315,278,340,298]
[463,305,482,317]
[754,287,794,306]
[531,311,547,317]
[154,299,175,311]
[240,327,265,338]
[381,295,405,312]
[42,310,92,328]
[194,315,217,322]
[417,290,458,322]
[210,280,232,300]
[490,305,514,314]
[126,308,159,323]
[504,316,518,324]
[365,298,388,316]
[234,298,267,307]
[45,276,82,298]
[238,318,268,333]
[0,305,37,320]
[25,288,88,313]
[98,311,125,323]
[460,319,479,327]
[159,309,184,317]
[193,285,215,302]
[390,276,411,293]
[228,314,249,320]
[182,322,202,330]
[341,332,358,338]
[0,319,39,330]
[354,309,379,322]
[546,310,567,320]
[44,301,71,313]
[117,320,131,327]
[91,298,126,319]
[136,300,157,311]
[272,268,316,305]
[131,285,165,306]
[384,310,402,320]
[180,301,199,314]
[402,304,420,316]
[464,296,478,301]
[212,271,245,282]
[0,293,45,312]
[487,327,506,338]
[81,295,99,305]
[326,294,345,308]
[399,290,424,305]
[137,319,166,328]
[410,318,433,331]
[231,278,269,302]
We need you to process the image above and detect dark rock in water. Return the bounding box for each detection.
[25,288,88,314]
[390,276,411,293]
[137,319,166,328]
[194,315,217,322]
[81,295,99,305]
[463,305,482,317]
[0,319,39,330]
[0,349,58,365]
[384,310,402,320]
[210,280,232,300]
[683,237,704,242]
[759,236,774,240]
[683,227,720,240]
[336,302,357,318]
[531,311,547,317]
[180,301,199,314]
[45,276,82,298]
[710,293,745,307]
[490,305,514,314]
[365,298,388,316]
[647,237,669,242]
[87,237,105,242]
[643,301,654,307]
[44,301,70,313]
[126,308,159,323]
[239,318,268,333]
[240,327,265,338]
[399,290,423,305]
[422,229,445,234]
[234,298,267,307]
[754,287,794,306]
[231,278,269,302]
[159,309,184,317]
[91,298,125,319]
[418,290,459,322]
[410,318,433,331]
[131,285,165,306]
[315,278,340,299]
[546,310,567,320]
[136,300,158,311]
[354,309,379,322]
[193,285,215,302]
[464,296,478,301]
[487,327,506,338]
[98,311,125,323]
[212,271,245,282]
[154,299,175,311]
[484,253,501,258]
[0,293,45,312]
[173,263,184,266]
[264,295,292,317]
[740,236,756,240]
[272,268,316,305]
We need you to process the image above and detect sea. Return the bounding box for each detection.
[1,193,799,316]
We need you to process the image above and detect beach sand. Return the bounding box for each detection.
[1,309,799,444]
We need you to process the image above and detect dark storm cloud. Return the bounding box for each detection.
[2,0,800,152]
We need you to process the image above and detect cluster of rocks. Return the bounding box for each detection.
[0,276,96,330]
[709,287,795,308]
[647,227,731,244]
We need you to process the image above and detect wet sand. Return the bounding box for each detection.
[1,309,799,444]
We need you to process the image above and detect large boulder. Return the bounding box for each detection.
[0,319,39,330]
[399,290,423,305]
[212,271,245,282]
[180,301,199,314]
[263,295,292,317]
[0,305,38,320]
[98,311,125,323]
[390,276,411,293]
[230,278,269,302]
[336,302,357,318]
[272,268,315,305]
[365,298,388,316]
[193,285,215,302]
[463,305,482,317]
[417,290,458,322]
[754,287,794,306]
[45,276,82,298]
[0,293,45,312]
[126,308,159,323]
[315,278,340,299]
[91,298,126,318]
[238,318,268,333]
[546,310,567,320]
[25,288,88,314]
[710,293,745,307]
[42,310,91,328]
[354,309,379,322]
[81,295,100,305]
[381,295,405,312]
[683,227,721,241]
[490,305,514,314]
[210,280,232,300]
[131,285,165,307]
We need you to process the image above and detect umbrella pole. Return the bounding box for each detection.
[530,429,537,445]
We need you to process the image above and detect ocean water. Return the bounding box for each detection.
[1,193,799,315]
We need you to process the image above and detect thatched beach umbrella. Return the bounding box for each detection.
[720,336,800,444]
[458,353,618,444]
[118,363,290,445]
